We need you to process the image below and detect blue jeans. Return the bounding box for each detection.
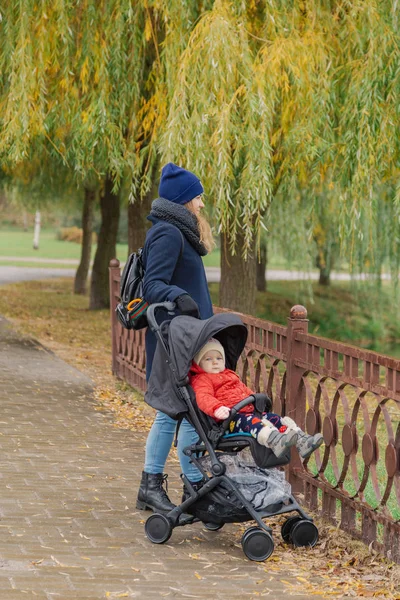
[144,411,202,482]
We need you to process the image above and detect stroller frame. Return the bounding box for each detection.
[143,302,319,561]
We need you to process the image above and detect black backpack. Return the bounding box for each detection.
[115,230,184,330]
[115,248,149,330]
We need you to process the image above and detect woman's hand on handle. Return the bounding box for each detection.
[175,294,199,318]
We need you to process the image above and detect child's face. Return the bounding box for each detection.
[199,350,225,374]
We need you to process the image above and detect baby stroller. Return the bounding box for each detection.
[143,302,319,561]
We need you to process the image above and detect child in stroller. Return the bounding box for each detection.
[190,338,324,460]
[143,302,321,561]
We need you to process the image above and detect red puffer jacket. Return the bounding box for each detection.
[189,362,255,419]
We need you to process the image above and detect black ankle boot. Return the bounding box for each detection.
[136,472,177,513]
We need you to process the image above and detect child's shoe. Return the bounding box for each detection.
[257,421,298,458]
[296,431,324,459]
[281,416,324,459]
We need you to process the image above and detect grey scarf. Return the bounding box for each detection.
[150,197,208,256]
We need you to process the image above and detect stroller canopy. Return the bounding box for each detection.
[167,313,248,380]
[145,312,248,419]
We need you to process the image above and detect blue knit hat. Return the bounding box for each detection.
[158,163,204,205]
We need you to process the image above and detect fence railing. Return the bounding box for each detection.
[109,259,400,562]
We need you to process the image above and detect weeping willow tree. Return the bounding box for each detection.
[158,0,400,312]
[0,1,211,307]
[0,1,163,308]
[1,1,399,313]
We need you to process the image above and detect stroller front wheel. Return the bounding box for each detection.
[145,513,172,544]
[241,528,274,562]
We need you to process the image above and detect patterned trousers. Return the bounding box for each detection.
[228,412,286,438]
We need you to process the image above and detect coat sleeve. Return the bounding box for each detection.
[191,375,224,418]
[143,225,186,304]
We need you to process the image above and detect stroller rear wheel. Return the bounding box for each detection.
[290,520,319,547]
[241,528,274,562]
[145,513,172,544]
[203,522,224,531]
[281,516,302,543]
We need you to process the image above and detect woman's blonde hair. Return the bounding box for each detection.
[185,199,216,254]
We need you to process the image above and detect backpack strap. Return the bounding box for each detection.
[177,229,185,263]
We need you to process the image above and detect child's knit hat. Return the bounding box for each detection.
[194,338,225,366]
[159,163,204,205]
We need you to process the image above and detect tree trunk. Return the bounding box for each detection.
[316,251,331,286]
[74,186,96,295]
[127,182,154,254]
[89,176,120,310]
[33,210,41,249]
[220,230,257,315]
[318,266,331,286]
[256,239,267,292]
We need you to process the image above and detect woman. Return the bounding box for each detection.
[136,163,214,518]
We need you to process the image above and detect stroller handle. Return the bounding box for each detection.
[220,394,272,433]
[146,301,176,332]
[220,395,256,431]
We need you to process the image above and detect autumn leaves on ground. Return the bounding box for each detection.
[0,278,399,599]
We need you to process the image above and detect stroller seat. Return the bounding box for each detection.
[143,303,319,561]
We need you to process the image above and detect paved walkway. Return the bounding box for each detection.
[0,316,314,600]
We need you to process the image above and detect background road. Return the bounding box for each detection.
[0,263,388,285]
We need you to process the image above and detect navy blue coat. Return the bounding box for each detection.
[143,215,213,379]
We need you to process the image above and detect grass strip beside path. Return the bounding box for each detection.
[0,278,399,599]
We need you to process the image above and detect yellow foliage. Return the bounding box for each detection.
[80,56,90,93]
[144,17,152,42]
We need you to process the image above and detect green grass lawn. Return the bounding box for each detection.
[0,228,127,262]
[0,228,225,267]
[0,228,292,269]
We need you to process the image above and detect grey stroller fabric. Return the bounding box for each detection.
[145,313,247,418]
[200,449,292,510]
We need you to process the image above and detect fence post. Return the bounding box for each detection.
[285,304,308,494]
[109,258,120,375]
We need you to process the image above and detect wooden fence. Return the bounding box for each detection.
[109,259,400,562]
